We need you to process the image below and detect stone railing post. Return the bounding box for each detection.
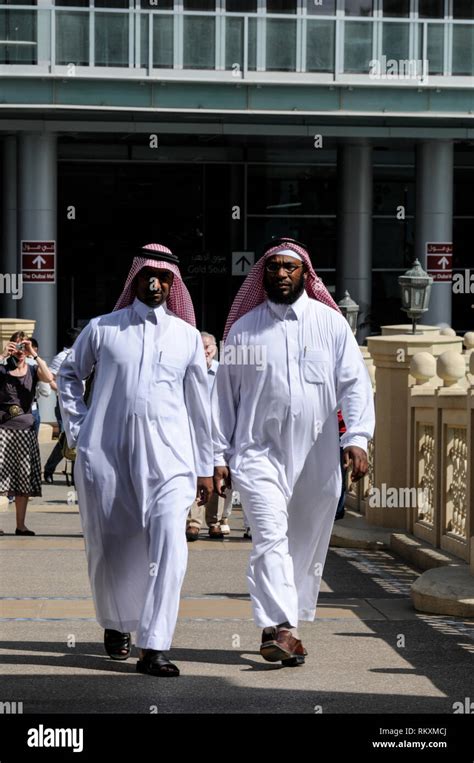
[0,318,36,349]
[366,333,463,528]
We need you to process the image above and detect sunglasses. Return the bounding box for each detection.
[265,262,304,274]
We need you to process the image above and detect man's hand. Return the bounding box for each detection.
[343,446,368,482]
[196,477,213,506]
[213,466,231,498]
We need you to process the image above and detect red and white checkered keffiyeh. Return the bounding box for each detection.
[113,244,196,327]
[223,241,340,340]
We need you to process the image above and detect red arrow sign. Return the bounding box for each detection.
[21,240,56,283]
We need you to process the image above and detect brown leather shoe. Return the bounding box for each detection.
[260,628,307,663]
[208,524,224,539]
[186,526,200,542]
[281,637,308,667]
[261,627,277,646]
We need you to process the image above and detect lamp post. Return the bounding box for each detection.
[398,259,433,334]
[338,290,359,336]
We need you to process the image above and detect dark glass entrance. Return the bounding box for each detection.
[58,161,239,342]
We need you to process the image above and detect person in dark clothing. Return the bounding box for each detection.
[0,332,53,535]
[43,328,81,484]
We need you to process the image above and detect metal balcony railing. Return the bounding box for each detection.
[0,5,473,83]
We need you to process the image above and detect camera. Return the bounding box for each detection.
[16,343,25,351]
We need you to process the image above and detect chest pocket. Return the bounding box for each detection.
[302,349,330,384]
[153,353,186,384]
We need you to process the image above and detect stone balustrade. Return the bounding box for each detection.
[348,329,474,567]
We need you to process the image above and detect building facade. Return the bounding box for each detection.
[0,0,473,372]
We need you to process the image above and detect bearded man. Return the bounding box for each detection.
[212,238,375,666]
[58,244,213,677]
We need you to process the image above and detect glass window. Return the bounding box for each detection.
[0,9,36,63]
[372,271,411,330]
[373,220,414,269]
[344,20,373,72]
[95,12,129,66]
[306,19,334,72]
[382,21,410,62]
[226,0,257,10]
[248,16,257,69]
[225,15,243,70]
[140,0,173,7]
[55,0,89,5]
[56,11,89,65]
[452,25,474,75]
[453,0,474,19]
[453,220,474,268]
[418,0,444,18]
[454,168,474,217]
[95,0,129,7]
[373,176,415,216]
[306,0,336,15]
[183,0,215,10]
[344,0,373,16]
[426,23,444,74]
[266,18,296,70]
[141,13,173,67]
[247,165,337,216]
[266,0,297,12]
[183,15,215,68]
[382,0,409,16]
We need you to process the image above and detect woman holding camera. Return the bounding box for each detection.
[0,331,54,535]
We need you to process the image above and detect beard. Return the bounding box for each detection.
[264,271,306,305]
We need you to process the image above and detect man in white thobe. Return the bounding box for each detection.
[213,238,375,666]
[58,244,213,677]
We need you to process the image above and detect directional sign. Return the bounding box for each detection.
[426,242,452,283]
[21,241,56,283]
[232,251,254,276]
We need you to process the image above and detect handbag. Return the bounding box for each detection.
[58,430,76,461]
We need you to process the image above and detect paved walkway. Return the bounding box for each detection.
[0,443,473,714]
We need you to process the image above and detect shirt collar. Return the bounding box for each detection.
[267,289,309,321]
[132,297,167,324]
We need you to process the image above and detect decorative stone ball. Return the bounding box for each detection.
[437,350,465,384]
[463,331,474,350]
[410,352,436,383]
[439,327,456,337]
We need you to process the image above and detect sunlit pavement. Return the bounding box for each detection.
[0,442,472,714]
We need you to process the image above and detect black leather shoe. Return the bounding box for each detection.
[104,629,131,660]
[136,649,180,677]
[15,528,35,536]
[44,472,54,484]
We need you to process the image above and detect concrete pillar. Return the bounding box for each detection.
[366,333,463,529]
[17,133,57,422]
[415,140,453,327]
[337,143,372,344]
[0,137,18,318]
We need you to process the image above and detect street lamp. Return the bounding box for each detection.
[398,259,433,334]
[338,290,359,335]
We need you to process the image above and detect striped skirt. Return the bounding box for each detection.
[0,428,42,497]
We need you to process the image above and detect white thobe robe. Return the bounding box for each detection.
[57,297,213,650]
[212,290,375,628]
